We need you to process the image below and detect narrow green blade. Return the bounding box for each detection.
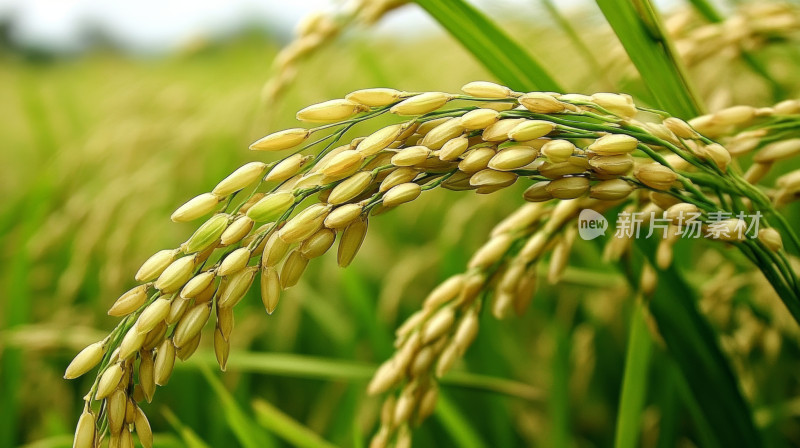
[199,365,276,448]
[252,399,338,448]
[686,0,723,22]
[414,0,562,92]
[595,0,704,118]
[633,240,762,447]
[614,299,653,448]
[435,393,489,448]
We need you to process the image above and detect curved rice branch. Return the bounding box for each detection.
[64,82,798,447]
[261,0,408,106]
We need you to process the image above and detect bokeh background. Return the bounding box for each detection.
[2,0,800,447]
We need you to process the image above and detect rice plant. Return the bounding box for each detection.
[4,0,800,447]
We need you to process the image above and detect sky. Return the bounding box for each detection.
[0,0,433,52]
[0,0,684,53]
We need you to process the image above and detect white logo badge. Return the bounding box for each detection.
[578,209,608,240]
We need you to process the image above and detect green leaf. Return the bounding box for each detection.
[549,324,571,448]
[162,408,214,448]
[614,299,653,448]
[252,399,338,448]
[183,351,542,400]
[414,0,561,92]
[686,0,723,22]
[595,0,703,118]
[633,239,762,447]
[199,364,276,448]
[435,392,488,448]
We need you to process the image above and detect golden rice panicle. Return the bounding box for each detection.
[73,86,800,445]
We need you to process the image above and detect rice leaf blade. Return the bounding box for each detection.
[435,392,489,448]
[595,0,703,118]
[414,0,561,92]
[633,239,763,447]
[252,399,338,448]
[199,365,276,448]
[614,299,653,448]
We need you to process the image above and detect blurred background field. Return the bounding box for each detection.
[3,0,800,447]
